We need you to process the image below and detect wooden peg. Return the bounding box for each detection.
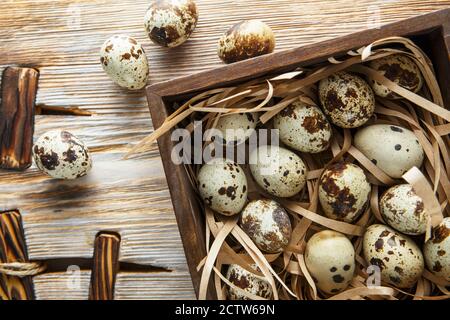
[89,232,121,300]
[0,67,39,170]
[0,210,35,300]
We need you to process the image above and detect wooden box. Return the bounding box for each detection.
[146,9,450,299]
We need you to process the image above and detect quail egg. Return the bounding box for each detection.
[424,218,450,281]
[216,112,259,145]
[249,145,307,198]
[354,124,424,178]
[274,100,332,153]
[197,158,247,216]
[363,224,424,288]
[226,264,273,300]
[218,20,275,64]
[100,35,149,90]
[368,54,424,99]
[318,162,371,223]
[380,184,427,235]
[305,230,355,294]
[240,199,292,253]
[33,130,92,180]
[318,71,375,128]
[144,0,198,48]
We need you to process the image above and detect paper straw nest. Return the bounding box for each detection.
[130,37,450,300]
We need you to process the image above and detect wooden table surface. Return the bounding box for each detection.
[1,0,449,300]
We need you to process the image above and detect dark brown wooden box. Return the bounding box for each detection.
[146,9,450,299]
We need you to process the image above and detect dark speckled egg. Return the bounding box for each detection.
[226,264,273,300]
[197,158,247,216]
[274,100,332,153]
[240,199,292,253]
[318,162,371,223]
[319,72,375,128]
[144,0,198,48]
[32,130,92,180]
[368,54,423,99]
[218,20,275,64]
[424,218,450,281]
[380,184,427,235]
[100,35,149,90]
[363,224,424,288]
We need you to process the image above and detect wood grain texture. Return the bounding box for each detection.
[33,270,196,300]
[0,210,34,300]
[33,271,91,300]
[0,0,449,299]
[0,67,39,170]
[89,232,120,300]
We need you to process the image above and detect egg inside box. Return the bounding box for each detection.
[149,27,450,300]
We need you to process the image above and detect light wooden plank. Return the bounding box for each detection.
[114,271,196,300]
[33,271,91,300]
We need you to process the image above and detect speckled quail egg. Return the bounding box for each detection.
[240,199,292,253]
[274,100,332,153]
[354,124,424,178]
[363,224,424,288]
[218,20,275,64]
[197,158,247,216]
[318,72,375,128]
[144,0,198,48]
[226,264,273,300]
[424,218,450,281]
[100,35,149,90]
[249,145,307,198]
[33,130,92,180]
[216,112,259,145]
[305,230,355,294]
[318,162,371,223]
[380,184,427,235]
[368,54,424,99]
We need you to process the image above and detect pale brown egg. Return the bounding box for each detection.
[305,230,355,295]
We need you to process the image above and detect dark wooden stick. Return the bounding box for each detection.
[0,67,39,170]
[0,210,34,300]
[89,232,121,300]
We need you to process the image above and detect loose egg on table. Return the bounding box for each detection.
[274,100,332,153]
[33,130,92,180]
[305,230,355,294]
[368,54,424,99]
[218,20,275,64]
[226,264,273,300]
[215,112,259,145]
[144,0,198,48]
[380,184,427,235]
[318,71,375,128]
[249,145,307,198]
[363,224,424,288]
[318,162,371,223]
[100,35,149,90]
[197,158,247,216]
[240,199,292,253]
[424,218,450,281]
[354,124,424,178]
